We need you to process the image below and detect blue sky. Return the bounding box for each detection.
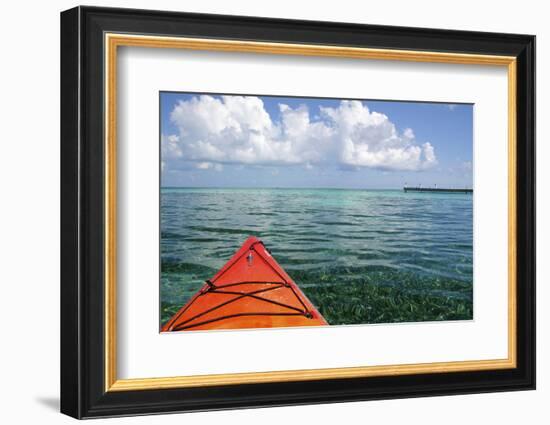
[160,92,473,189]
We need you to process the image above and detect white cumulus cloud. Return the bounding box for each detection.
[195,162,223,171]
[162,95,437,173]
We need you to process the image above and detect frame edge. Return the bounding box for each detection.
[60,6,83,420]
[516,34,536,391]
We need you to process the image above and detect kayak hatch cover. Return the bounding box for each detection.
[162,236,328,332]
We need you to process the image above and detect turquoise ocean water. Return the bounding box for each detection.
[160,188,473,326]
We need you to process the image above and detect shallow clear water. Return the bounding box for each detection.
[161,188,473,325]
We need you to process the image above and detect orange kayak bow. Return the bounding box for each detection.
[162,236,328,332]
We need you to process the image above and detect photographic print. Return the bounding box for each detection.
[160,92,473,332]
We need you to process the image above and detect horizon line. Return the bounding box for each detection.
[160,186,472,191]
[161,186,400,190]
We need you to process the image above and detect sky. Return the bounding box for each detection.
[160,92,473,189]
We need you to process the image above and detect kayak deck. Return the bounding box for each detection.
[162,236,327,332]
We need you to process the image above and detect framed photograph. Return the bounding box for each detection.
[60,6,535,419]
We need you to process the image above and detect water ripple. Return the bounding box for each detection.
[161,188,473,322]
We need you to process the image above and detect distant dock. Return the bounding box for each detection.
[403,187,473,194]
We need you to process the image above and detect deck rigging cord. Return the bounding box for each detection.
[167,241,314,331]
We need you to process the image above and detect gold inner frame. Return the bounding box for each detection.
[104,33,517,392]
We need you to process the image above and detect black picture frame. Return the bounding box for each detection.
[61,5,535,419]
